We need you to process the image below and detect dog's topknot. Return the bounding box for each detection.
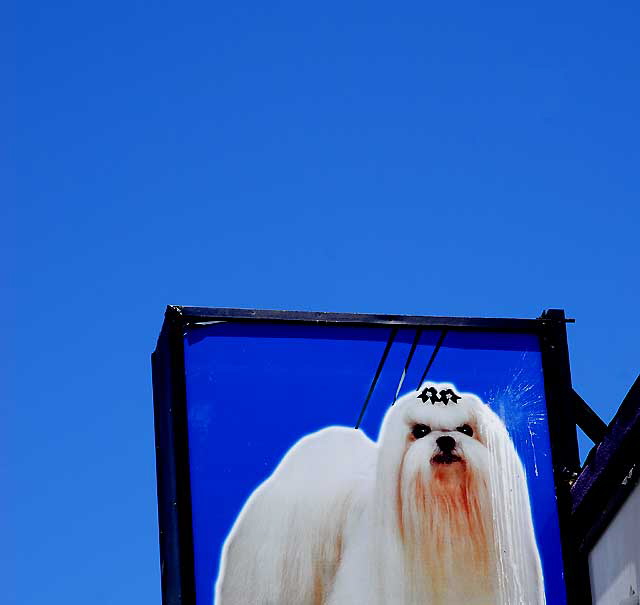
[417,386,462,405]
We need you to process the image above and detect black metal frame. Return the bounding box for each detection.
[571,376,640,558]
[152,305,586,605]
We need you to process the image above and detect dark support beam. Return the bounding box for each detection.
[572,389,608,444]
[571,375,640,553]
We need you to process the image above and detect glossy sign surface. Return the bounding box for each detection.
[183,321,567,604]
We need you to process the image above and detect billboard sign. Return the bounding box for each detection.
[572,376,640,605]
[152,307,584,605]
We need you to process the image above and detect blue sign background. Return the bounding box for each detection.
[183,322,567,605]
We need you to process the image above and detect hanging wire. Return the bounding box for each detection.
[392,329,422,404]
[416,329,447,389]
[355,327,398,429]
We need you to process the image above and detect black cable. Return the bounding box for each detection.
[355,327,398,429]
[416,329,447,389]
[392,329,422,404]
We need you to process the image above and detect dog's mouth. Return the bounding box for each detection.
[432,452,463,465]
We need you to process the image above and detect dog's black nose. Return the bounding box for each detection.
[436,435,456,453]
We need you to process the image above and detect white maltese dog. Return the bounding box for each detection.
[215,382,545,605]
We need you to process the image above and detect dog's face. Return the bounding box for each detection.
[392,384,489,490]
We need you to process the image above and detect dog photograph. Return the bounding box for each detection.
[181,322,569,605]
[215,383,545,605]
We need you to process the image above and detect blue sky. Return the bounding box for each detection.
[9,2,639,604]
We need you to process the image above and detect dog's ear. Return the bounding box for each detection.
[374,405,410,537]
[474,402,546,605]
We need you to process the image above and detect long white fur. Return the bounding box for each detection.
[215,382,546,605]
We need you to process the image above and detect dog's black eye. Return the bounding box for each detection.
[457,424,473,437]
[411,424,431,439]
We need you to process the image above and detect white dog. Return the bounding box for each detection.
[215,382,545,605]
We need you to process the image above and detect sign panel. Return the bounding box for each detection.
[152,308,581,605]
[588,481,640,605]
